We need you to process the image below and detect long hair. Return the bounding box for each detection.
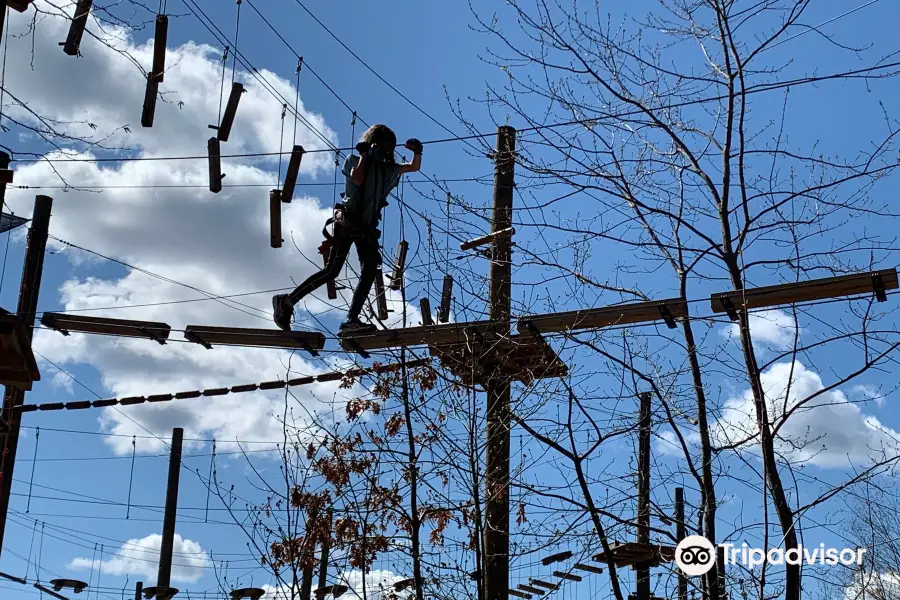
[360,124,397,164]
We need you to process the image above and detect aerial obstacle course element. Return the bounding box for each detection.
[212,83,246,143]
[41,313,171,344]
[207,138,224,193]
[280,145,305,203]
[61,0,92,56]
[184,325,325,355]
[0,309,40,391]
[230,589,265,600]
[460,226,515,252]
[270,189,283,248]
[50,579,89,593]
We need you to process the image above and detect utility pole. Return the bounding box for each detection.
[484,125,515,600]
[636,392,652,600]
[134,582,144,600]
[145,428,183,600]
[0,195,52,557]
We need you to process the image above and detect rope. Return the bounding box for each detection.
[25,519,37,580]
[292,57,303,146]
[216,46,229,126]
[231,0,242,85]
[26,427,39,513]
[277,103,287,184]
[204,439,215,522]
[126,436,136,519]
[0,0,10,132]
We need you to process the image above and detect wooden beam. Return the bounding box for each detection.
[460,226,515,251]
[280,145,304,203]
[208,137,223,193]
[7,0,35,12]
[508,591,531,599]
[61,0,92,56]
[518,585,545,596]
[216,82,245,142]
[269,189,282,248]
[340,320,504,352]
[542,550,573,565]
[419,298,433,325]
[141,74,159,128]
[573,563,604,574]
[374,264,389,320]
[529,580,557,591]
[553,571,582,582]
[151,14,168,82]
[183,325,324,353]
[710,268,899,319]
[517,297,688,335]
[438,274,453,322]
[388,240,408,290]
[41,312,171,344]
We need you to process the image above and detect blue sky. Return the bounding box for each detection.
[1,1,900,599]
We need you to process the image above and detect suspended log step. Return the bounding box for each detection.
[529,579,558,591]
[460,226,515,251]
[438,274,452,322]
[183,325,324,355]
[553,571,582,582]
[542,550,573,565]
[229,588,265,600]
[509,591,531,600]
[208,137,224,193]
[41,313,171,344]
[8,0,35,12]
[517,297,688,334]
[419,298,433,325]
[61,0,92,56]
[710,268,899,320]
[373,265,389,320]
[314,585,348,599]
[340,320,506,352]
[50,579,88,593]
[593,541,676,569]
[212,82,245,142]
[518,585,545,596]
[280,145,304,203]
[151,14,168,82]
[0,310,40,391]
[388,240,408,290]
[393,579,414,592]
[573,563,604,574]
[141,74,159,128]
[270,189,282,248]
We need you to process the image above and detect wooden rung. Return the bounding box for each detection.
[392,578,414,592]
[530,580,557,590]
[229,588,265,600]
[41,313,171,344]
[710,268,899,318]
[419,298,433,325]
[438,274,453,322]
[573,563,604,574]
[151,14,168,82]
[141,74,159,128]
[314,585,348,599]
[374,265,389,320]
[518,585,545,595]
[216,82,245,142]
[388,241,408,290]
[508,591,531,599]
[340,319,508,352]
[8,0,35,13]
[270,189,282,248]
[542,550,573,565]
[61,0,92,56]
[553,571,582,582]
[183,325,325,353]
[281,145,304,203]
[517,297,689,335]
[208,137,224,193]
[460,226,515,251]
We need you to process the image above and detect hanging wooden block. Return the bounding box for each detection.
[281,145,305,203]
[419,298,433,325]
[215,82,245,142]
[374,265,389,320]
[61,0,93,56]
[208,137,224,193]
[141,74,159,128]
[8,0,35,12]
[438,274,453,322]
[0,311,40,391]
[270,189,282,248]
[151,14,168,82]
[388,240,408,290]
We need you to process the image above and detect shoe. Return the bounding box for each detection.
[272,294,294,331]
[338,319,377,336]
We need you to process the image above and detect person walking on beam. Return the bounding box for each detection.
[272,124,422,334]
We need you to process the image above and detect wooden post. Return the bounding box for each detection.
[281,145,304,203]
[419,298,433,326]
[216,83,245,142]
[155,428,183,595]
[151,15,168,82]
[438,274,453,323]
[0,195,52,557]
[636,391,652,600]
[270,190,282,248]
[374,265,389,321]
[62,0,92,56]
[134,582,143,600]
[141,75,159,128]
[675,487,686,600]
[484,125,515,600]
[389,241,408,290]
[208,138,223,193]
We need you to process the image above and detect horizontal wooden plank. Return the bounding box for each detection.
[542,550,573,565]
[710,268,899,313]
[341,320,506,351]
[553,571,582,582]
[518,298,688,335]
[41,312,171,342]
[184,325,325,351]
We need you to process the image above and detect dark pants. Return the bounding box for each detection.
[288,229,381,322]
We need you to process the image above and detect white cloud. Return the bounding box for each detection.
[713,361,900,468]
[69,533,210,583]
[260,569,407,600]
[4,6,396,454]
[844,571,900,599]
[720,309,798,351]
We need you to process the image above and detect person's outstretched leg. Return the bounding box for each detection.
[272,236,351,330]
[338,234,381,335]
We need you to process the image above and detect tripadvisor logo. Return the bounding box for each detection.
[674,536,867,576]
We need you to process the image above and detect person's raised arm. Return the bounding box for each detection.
[350,142,370,185]
[399,138,423,174]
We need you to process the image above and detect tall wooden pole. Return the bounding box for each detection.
[152,427,183,599]
[675,487,687,600]
[636,392,652,600]
[484,125,515,600]
[0,195,52,557]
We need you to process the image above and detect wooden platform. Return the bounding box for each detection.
[593,541,676,568]
[184,325,325,354]
[42,313,171,344]
[429,332,567,386]
[0,311,40,391]
[710,268,898,316]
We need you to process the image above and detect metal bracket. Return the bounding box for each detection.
[720,296,739,321]
[656,304,677,329]
[139,326,167,345]
[872,273,888,302]
[184,330,212,349]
